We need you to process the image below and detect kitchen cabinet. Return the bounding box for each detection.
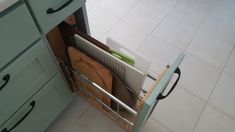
[0,74,72,132]
[0,0,184,131]
[0,3,39,69]
[0,40,58,126]
[0,1,74,131]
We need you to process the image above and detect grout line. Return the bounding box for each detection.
[149,0,221,54]
[147,2,235,131]
[88,1,235,132]
[77,106,90,119]
[223,70,235,79]
[185,52,224,70]
[190,58,225,132]
[191,39,235,132]
[135,0,181,51]
[87,0,141,40]
[208,43,234,99]
[207,102,235,121]
[149,85,208,132]
[178,86,209,102]
[223,45,235,78]
[97,0,142,41]
[183,12,215,53]
[151,117,174,132]
[136,0,212,52]
[66,105,90,132]
[183,0,235,53]
[152,36,184,51]
[86,0,105,13]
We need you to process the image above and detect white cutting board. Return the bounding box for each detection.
[74,34,146,95]
[106,37,151,74]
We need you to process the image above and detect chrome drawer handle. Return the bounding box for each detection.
[157,67,181,100]
[1,101,36,132]
[0,74,10,91]
[47,0,74,14]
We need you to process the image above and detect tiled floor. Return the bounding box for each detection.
[47,0,235,132]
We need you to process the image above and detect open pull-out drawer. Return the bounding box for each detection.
[46,22,184,132]
[61,52,184,132]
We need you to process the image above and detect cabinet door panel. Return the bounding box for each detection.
[0,74,73,132]
[0,40,57,126]
[0,4,40,68]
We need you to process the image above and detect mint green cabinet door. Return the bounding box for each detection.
[0,40,57,126]
[133,53,185,132]
[27,0,85,33]
[0,74,73,132]
[0,4,40,69]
